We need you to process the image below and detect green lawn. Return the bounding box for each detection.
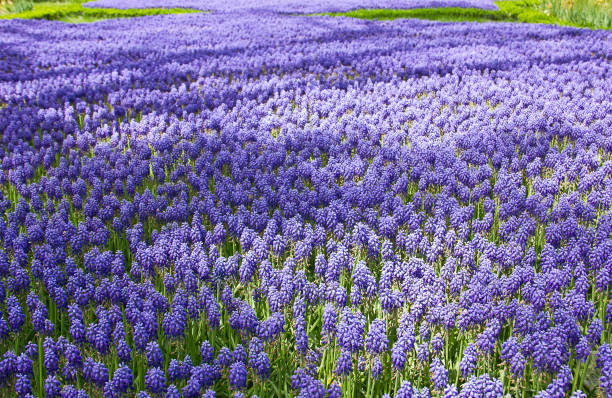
[0,1,200,23]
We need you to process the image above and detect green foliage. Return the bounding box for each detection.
[326,0,611,29]
[497,0,563,24]
[539,0,612,28]
[0,1,200,23]
[2,0,34,14]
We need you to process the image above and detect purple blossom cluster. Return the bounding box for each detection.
[0,7,611,398]
[82,0,500,13]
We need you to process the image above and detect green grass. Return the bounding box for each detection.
[0,1,200,23]
[326,0,611,29]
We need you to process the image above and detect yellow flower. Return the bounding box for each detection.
[327,376,341,387]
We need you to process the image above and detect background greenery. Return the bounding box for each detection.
[327,0,611,29]
[0,0,610,28]
[0,0,199,22]
[541,0,611,29]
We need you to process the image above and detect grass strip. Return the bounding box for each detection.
[325,0,610,29]
[0,2,200,22]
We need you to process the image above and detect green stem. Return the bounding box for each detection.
[574,355,592,394]
[366,367,373,398]
[38,335,44,397]
[393,373,400,395]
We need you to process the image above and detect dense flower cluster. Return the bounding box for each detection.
[82,0,499,12]
[0,5,610,398]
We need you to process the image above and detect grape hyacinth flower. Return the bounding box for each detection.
[335,350,353,376]
[145,367,166,395]
[229,361,247,390]
[431,358,449,390]
[460,344,478,378]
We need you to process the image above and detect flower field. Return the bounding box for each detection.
[0,4,611,398]
[81,0,500,12]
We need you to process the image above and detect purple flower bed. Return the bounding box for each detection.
[0,10,611,398]
[82,0,500,12]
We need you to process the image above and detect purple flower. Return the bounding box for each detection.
[430,358,448,390]
[371,357,383,379]
[337,309,366,354]
[111,365,133,394]
[229,361,247,390]
[444,385,459,398]
[43,338,59,375]
[24,342,38,360]
[392,338,409,372]
[597,344,612,397]
[258,312,285,342]
[335,350,352,376]
[16,353,33,376]
[431,335,444,355]
[396,381,414,398]
[327,382,342,398]
[15,373,32,397]
[295,315,309,354]
[201,340,214,364]
[476,319,500,355]
[59,385,88,398]
[83,358,109,388]
[417,342,429,363]
[168,359,182,382]
[116,340,132,363]
[7,296,25,332]
[146,341,163,368]
[575,337,590,362]
[45,376,61,398]
[322,304,337,337]
[534,365,572,398]
[587,318,603,346]
[233,345,247,365]
[217,347,233,368]
[145,367,166,395]
[459,374,503,398]
[500,337,519,362]
[291,367,325,398]
[510,352,526,379]
[165,385,180,398]
[459,343,478,378]
[182,376,201,398]
[250,352,270,379]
